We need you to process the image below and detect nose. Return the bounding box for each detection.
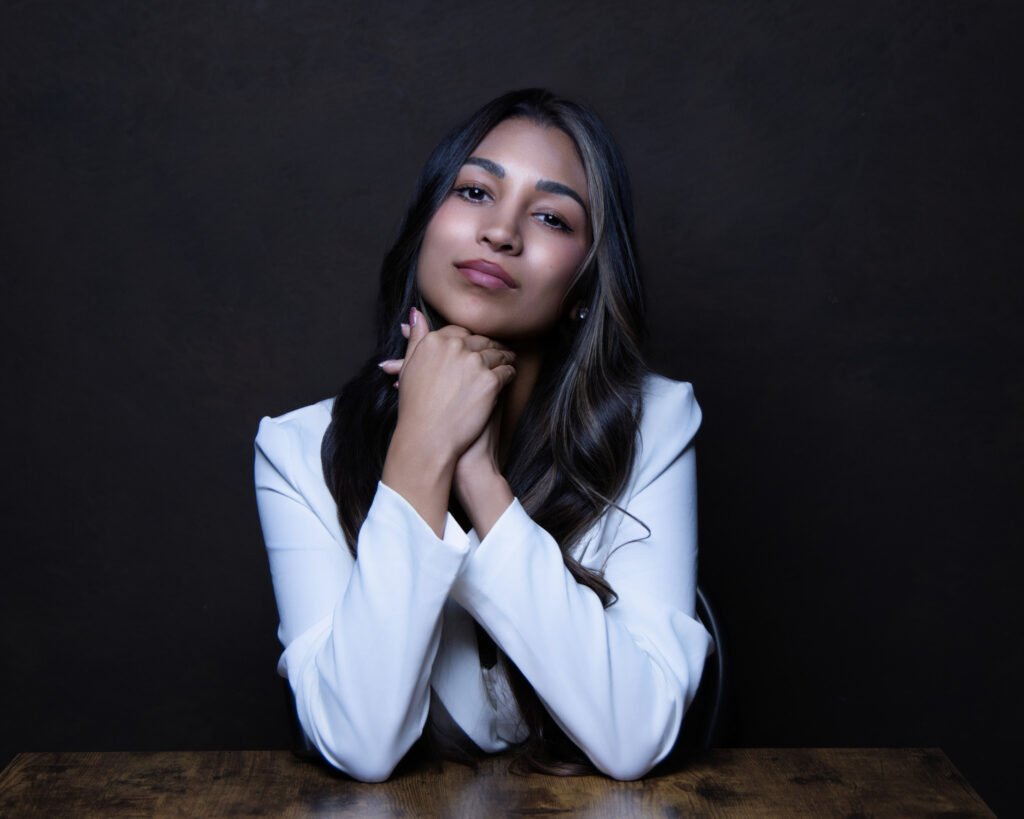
[479,205,522,255]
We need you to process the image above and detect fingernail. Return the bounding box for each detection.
[409,307,418,326]
[400,323,410,337]
[378,359,396,368]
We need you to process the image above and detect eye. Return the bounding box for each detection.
[536,212,573,234]
[453,184,491,203]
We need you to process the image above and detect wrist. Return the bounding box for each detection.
[382,426,457,538]
[454,453,500,495]
[389,422,459,476]
[456,471,513,539]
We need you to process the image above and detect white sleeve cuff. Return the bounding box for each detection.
[374,480,471,558]
[452,497,538,600]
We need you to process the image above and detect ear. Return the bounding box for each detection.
[569,303,593,325]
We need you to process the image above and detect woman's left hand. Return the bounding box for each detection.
[382,322,513,536]
[452,399,502,495]
[451,405,513,536]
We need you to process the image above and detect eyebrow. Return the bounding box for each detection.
[464,156,587,213]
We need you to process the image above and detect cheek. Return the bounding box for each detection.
[417,209,453,289]
[422,202,473,256]
[532,242,588,301]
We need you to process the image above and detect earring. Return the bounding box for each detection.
[576,307,589,321]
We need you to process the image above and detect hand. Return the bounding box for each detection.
[380,307,517,466]
[453,399,502,497]
[380,307,516,536]
[453,405,516,537]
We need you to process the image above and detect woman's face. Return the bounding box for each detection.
[416,117,592,342]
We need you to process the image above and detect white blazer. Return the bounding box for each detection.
[254,372,711,781]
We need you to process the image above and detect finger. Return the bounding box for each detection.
[462,335,510,353]
[404,306,431,361]
[378,359,404,375]
[477,349,516,370]
[434,325,470,339]
[491,363,517,390]
[414,306,433,332]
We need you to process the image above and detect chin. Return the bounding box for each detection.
[457,316,509,339]
[422,294,555,342]
[426,300,500,336]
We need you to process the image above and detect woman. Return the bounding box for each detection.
[254,89,711,782]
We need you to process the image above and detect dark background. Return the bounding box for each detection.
[2,1,1021,813]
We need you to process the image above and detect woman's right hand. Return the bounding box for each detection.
[379,307,516,535]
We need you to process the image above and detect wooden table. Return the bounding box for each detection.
[0,748,993,817]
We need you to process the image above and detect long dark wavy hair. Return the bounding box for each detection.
[321,88,649,774]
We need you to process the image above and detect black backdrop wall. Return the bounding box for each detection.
[2,1,1021,813]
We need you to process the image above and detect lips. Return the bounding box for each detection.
[455,259,517,289]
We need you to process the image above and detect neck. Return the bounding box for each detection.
[497,337,545,466]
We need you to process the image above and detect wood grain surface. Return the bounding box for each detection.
[0,748,993,817]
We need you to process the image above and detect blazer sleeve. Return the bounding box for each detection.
[254,414,472,782]
[450,379,712,780]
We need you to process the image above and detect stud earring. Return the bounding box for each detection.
[577,307,589,321]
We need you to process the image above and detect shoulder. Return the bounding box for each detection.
[632,373,702,485]
[254,396,336,486]
[638,373,701,448]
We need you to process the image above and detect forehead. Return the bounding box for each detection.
[467,118,588,200]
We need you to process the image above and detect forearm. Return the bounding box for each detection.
[381,424,456,538]
[283,482,471,781]
[450,502,710,780]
